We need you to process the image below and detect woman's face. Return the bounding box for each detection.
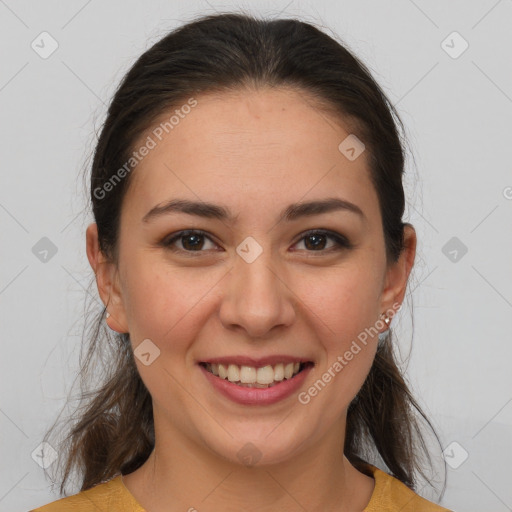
[91,86,413,466]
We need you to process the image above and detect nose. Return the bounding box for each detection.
[218,248,296,339]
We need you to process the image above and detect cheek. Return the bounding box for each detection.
[293,262,382,343]
[119,258,217,408]
[293,265,381,402]
[120,254,222,347]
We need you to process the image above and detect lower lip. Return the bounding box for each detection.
[199,364,313,405]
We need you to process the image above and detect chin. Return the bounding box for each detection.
[200,427,309,468]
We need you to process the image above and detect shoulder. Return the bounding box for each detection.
[29,475,145,512]
[361,463,453,512]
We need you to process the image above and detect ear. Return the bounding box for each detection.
[86,223,129,333]
[378,223,417,327]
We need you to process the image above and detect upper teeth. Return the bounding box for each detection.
[206,362,301,386]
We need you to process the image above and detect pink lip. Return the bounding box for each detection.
[199,362,313,405]
[199,355,312,367]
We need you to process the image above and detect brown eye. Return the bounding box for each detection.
[293,229,352,252]
[180,233,206,250]
[163,230,218,253]
[303,233,328,250]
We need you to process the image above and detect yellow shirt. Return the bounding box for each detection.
[30,463,452,511]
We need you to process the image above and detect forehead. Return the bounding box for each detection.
[123,87,379,224]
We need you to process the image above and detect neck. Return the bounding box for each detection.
[123,414,374,511]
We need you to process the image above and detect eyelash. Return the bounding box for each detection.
[161,229,352,256]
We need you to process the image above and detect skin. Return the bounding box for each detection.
[86,86,416,511]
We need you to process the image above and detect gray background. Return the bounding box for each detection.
[1,1,511,511]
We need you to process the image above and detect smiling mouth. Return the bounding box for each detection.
[199,361,314,388]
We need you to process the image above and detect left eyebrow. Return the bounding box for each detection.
[142,197,366,223]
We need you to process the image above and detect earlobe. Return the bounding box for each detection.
[85,223,129,333]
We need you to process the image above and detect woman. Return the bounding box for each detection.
[31,12,452,511]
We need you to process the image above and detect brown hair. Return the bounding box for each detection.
[42,12,446,498]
